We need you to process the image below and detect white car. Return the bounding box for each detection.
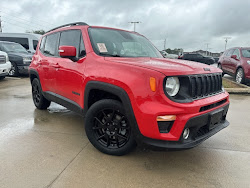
[0,51,11,80]
[160,51,178,59]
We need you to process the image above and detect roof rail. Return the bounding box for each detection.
[46,22,88,33]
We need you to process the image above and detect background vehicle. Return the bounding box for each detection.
[160,51,178,59]
[0,51,11,80]
[218,47,250,84]
[0,33,41,54]
[0,41,33,76]
[214,57,219,63]
[29,22,229,156]
[181,53,215,65]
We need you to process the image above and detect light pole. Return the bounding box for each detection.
[224,37,231,51]
[128,21,141,32]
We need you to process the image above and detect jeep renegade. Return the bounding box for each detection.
[29,22,230,156]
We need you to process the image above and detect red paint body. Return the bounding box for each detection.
[30,25,230,142]
[219,47,250,80]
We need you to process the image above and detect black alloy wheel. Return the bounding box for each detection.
[31,78,51,109]
[85,99,136,155]
[9,63,19,77]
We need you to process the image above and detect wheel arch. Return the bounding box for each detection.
[84,81,140,137]
[29,69,40,84]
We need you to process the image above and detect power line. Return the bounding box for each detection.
[2,20,37,32]
[2,16,43,30]
[0,6,54,26]
[0,11,49,28]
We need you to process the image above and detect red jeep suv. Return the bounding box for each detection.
[29,22,230,155]
[218,47,250,84]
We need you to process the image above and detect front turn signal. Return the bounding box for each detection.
[150,77,156,92]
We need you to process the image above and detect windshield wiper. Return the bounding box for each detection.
[99,53,121,57]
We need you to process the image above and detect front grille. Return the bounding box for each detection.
[0,55,6,64]
[200,99,227,112]
[189,73,222,99]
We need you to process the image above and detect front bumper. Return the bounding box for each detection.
[0,61,11,76]
[137,103,229,150]
[17,65,29,74]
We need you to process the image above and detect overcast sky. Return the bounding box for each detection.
[1,0,250,52]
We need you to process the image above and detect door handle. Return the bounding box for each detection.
[51,63,61,68]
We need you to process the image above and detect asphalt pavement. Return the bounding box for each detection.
[0,77,249,188]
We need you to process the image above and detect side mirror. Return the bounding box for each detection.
[231,55,238,60]
[59,46,76,58]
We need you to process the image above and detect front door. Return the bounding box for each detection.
[55,29,86,105]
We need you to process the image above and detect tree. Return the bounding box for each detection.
[32,30,46,35]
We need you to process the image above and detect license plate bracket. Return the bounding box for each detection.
[208,109,224,130]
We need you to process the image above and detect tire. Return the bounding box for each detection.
[8,63,19,77]
[0,76,5,80]
[31,78,51,109]
[85,99,136,156]
[217,63,224,77]
[235,68,245,84]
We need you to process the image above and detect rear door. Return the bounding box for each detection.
[223,49,234,73]
[230,48,240,74]
[38,33,60,93]
[55,29,86,104]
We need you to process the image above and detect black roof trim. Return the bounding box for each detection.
[46,22,88,33]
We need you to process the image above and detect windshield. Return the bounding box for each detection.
[2,43,28,53]
[242,49,250,58]
[88,28,162,58]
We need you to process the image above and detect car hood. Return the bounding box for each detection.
[7,52,33,58]
[104,57,221,75]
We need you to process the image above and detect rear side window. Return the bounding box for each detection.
[39,37,46,52]
[59,30,84,57]
[0,37,29,50]
[44,33,59,56]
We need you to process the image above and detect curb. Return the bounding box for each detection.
[223,78,250,94]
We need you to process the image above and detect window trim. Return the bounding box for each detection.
[41,32,60,57]
[58,29,86,59]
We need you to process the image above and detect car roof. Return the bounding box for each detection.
[45,24,141,37]
[0,41,20,44]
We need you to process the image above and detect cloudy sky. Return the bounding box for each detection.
[0,0,250,52]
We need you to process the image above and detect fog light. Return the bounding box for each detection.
[183,128,190,139]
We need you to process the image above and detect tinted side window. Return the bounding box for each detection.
[44,33,59,56]
[59,30,82,57]
[0,37,29,50]
[232,49,240,59]
[79,35,86,57]
[33,40,38,50]
[226,49,234,57]
[39,37,46,52]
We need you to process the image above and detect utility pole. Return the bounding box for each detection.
[224,37,231,51]
[0,15,2,33]
[128,21,141,32]
[164,39,166,50]
[208,48,212,56]
[205,43,209,56]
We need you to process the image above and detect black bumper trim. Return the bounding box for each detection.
[137,103,230,150]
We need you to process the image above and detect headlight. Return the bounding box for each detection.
[247,60,250,65]
[23,57,32,64]
[165,77,180,97]
[23,57,32,61]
